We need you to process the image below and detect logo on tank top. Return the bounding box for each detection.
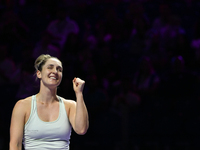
[27,130,39,133]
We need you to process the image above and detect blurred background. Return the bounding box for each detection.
[1,0,200,149]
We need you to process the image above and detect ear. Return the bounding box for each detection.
[36,70,42,79]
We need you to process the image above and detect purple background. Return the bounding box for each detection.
[1,0,200,149]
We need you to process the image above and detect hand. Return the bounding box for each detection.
[73,77,85,94]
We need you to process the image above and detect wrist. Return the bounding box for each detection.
[75,92,83,97]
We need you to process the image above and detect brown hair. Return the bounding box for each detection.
[34,54,61,79]
[34,54,53,72]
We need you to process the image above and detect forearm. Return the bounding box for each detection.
[74,93,89,135]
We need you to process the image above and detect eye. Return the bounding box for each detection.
[56,66,63,72]
[48,66,53,69]
[58,67,63,72]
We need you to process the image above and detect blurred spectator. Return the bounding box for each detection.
[84,74,108,121]
[15,63,38,99]
[81,19,98,50]
[62,32,82,56]
[16,45,38,99]
[191,18,200,69]
[93,44,116,77]
[0,44,20,84]
[77,47,96,77]
[111,76,141,115]
[93,18,108,46]
[181,0,197,31]
[111,77,140,149]
[159,15,187,57]
[46,6,79,50]
[94,6,123,45]
[160,55,199,135]
[103,7,124,43]
[145,3,172,53]
[0,9,30,59]
[132,56,160,105]
[162,55,198,100]
[33,31,61,59]
[126,2,150,57]
[145,4,188,72]
[152,3,172,32]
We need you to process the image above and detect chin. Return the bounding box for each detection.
[45,82,61,88]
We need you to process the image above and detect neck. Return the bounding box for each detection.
[37,82,58,104]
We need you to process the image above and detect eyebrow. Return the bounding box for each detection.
[47,64,63,68]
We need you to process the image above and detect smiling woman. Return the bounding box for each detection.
[9,54,89,150]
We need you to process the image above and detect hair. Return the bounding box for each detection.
[34,54,52,72]
[34,54,60,79]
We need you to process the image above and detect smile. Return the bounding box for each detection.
[49,76,57,80]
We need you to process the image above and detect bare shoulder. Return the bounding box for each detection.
[10,96,33,126]
[13,96,32,112]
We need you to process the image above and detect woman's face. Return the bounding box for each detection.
[37,58,63,88]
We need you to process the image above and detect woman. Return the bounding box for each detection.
[9,54,89,150]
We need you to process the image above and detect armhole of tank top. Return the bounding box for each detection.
[58,96,69,118]
[24,95,35,127]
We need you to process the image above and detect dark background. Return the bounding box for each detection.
[1,0,200,149]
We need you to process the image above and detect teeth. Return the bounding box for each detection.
[50,77,57,79]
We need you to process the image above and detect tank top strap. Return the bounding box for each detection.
[57,96,68,118]
[24,95,37,127]
[32,95,37,110]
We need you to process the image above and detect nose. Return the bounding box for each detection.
[52,67,58,73]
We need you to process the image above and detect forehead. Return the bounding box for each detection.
[45,58,62,66]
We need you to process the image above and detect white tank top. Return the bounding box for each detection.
[23,95,72,150]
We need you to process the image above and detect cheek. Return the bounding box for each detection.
[60,73,63,79]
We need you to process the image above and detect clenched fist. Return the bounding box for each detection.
[73,77,85,94]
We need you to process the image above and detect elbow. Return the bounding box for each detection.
[76,127,88,135]
[9,141,22,150]
[75,124,89,135]
[76,130,87,135]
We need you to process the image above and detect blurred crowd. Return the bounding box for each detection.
[1,0,200,149]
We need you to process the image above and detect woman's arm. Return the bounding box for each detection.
[69,77,89,135]
[10,100,26,150]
